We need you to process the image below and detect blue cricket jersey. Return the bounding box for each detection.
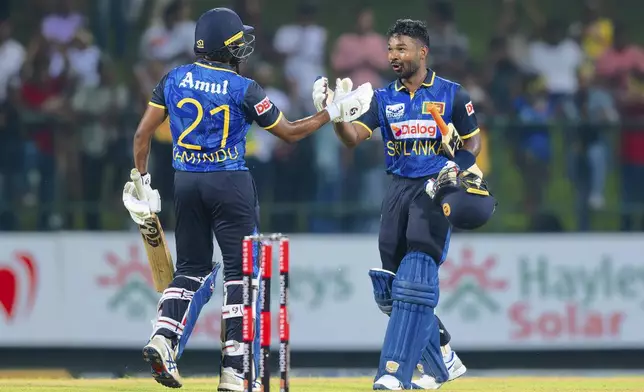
[354,69,480,178]
[149,60,283,172]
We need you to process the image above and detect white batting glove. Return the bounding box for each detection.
[325,82,374,123]
[425,161,458,199]
[122,172,161,225]
[331,78,353,123]
[312,76,334,112]
[139,173,161,213]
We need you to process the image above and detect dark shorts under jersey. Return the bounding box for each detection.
[378,174,452,273]
[173,170,259,280]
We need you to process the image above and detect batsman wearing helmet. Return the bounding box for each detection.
[313,19,494,390]
[122,7,373,391]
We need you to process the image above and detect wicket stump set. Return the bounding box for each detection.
[242,234,290,392]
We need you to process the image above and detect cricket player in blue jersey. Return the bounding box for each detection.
[122,7,373,391]
[313,19,495,390]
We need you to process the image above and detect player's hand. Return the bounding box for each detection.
[138,173,161,213]
[425,161,458,199]
[331,78,353,123]
[312,76,333,112]
[122,173,161,225]
[123,182,152,225]
[442,123,463,158]
[334,78,353,101]
[325,82,374,123]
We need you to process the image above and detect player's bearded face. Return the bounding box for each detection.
[388,35,425,79]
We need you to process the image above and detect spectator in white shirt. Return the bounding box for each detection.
[0,17,25,104]
[273,2,327,117]
[0,16,26,230]
[139,0,195,71]
[49,28,102,88]
[528,20,584,97]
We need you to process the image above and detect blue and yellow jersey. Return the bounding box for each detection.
[149,59,283,172]
[354,69,480,178]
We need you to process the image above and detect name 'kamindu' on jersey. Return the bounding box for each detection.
[149,60,282,172]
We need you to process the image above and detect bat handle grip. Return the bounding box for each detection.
[130,168,146,199]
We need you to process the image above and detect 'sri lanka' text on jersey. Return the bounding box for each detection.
[149,60,282,172]
[354,69,480,178]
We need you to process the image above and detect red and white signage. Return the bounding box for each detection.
[1,233,643,350]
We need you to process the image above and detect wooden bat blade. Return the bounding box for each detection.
[138,214,174,293]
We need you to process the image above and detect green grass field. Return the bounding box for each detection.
[2,377,644,392]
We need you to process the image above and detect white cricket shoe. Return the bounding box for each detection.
[445,351,467,381]
[142,335,182,388]
[412,351,467,389]
[373,375,404,390]
[217,367,260,392]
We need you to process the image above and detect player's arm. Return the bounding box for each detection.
[265,112,332,144]
[333,95,378,148]
[133,74,169,174]
[450,86,482,170]
[243,81,332,143]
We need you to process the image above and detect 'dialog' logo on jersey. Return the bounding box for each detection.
[390,119,439,140]
[439,247,507,322]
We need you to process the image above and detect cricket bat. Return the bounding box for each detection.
[426,104,483,178]
[130,168,174,293]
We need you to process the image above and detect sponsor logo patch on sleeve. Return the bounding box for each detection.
[465,101,475,116]
[254,96,273,116]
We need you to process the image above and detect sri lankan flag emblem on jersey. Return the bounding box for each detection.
[422,101,445,115]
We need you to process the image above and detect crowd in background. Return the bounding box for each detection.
[0,0,643,233]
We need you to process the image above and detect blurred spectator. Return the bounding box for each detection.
[140,0,195,72]
[331,4,389,88]
[92,0,145,59]
[528,20,584,101]
[0,16,24,103]
[273,1,327,117]
[511,75,554,218]
[49,28,102,88]
[245,62,291,205]
[572,68,618,230]
[486,37,522,117]
[18,35,71,229]
[496,0,543,73]
[71,58,128,230]
[569,0,613,62]
[596,25,644,86]
[0,15,25,229]
[426,0,469,69]
[40,0,85,46]
[616,70,644,231]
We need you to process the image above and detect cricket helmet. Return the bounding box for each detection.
[429,165,497,230]
[194,8,255,62]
